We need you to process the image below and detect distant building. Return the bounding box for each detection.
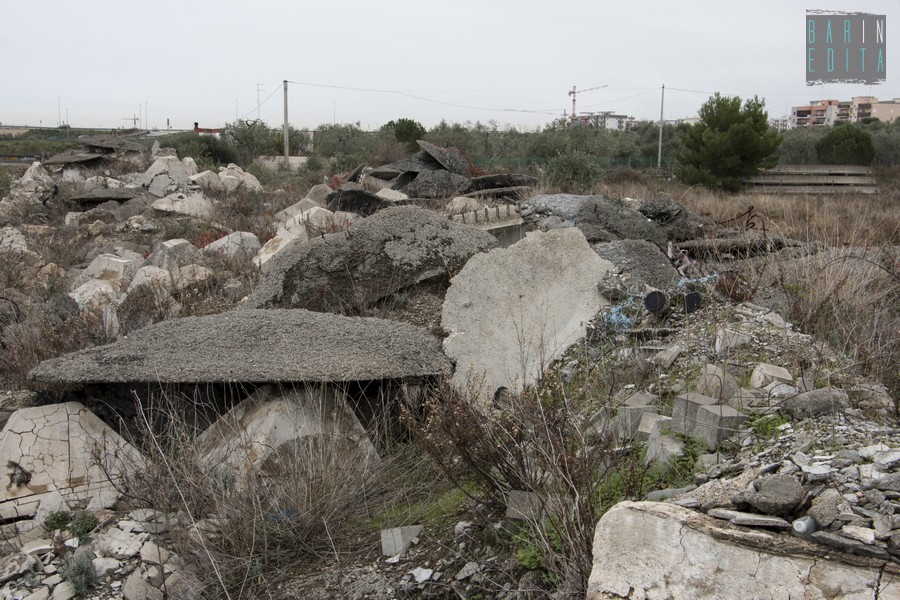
[571,111,635,130]
[789,96,899,128]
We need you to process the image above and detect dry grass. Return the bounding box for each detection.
[106,385,452,599]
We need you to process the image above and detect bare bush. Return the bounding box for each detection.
[405,369,656,596]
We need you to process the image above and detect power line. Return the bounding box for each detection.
[285,80,561,116]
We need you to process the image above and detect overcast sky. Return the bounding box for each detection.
[1,0,896,131]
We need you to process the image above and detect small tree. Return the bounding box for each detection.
[675,93,781,191]
[384,118,426,152]
[816,124,876,165]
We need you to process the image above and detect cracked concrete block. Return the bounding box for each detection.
[381,525,423,557]
[693,404,748,451]
[635,412,669,443]
[127,266,173,293]
[671,392,718,436]
[588,502,896,600]
[123,568,163,600]
[77,253,143,289]
[274,197,321,223]
[171,264,214,292]
[646,430,683,466]
[0,403,142,519]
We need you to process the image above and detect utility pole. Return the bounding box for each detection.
[57,96,61,127]
[235,99,238,122]
[138,104,142,130]
[257,83,264,121]
[283,80,290,169]
[657,84,665,169]
[145,102,148,130]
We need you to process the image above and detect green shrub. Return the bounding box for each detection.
[546,150,604,192]
[44,510,72,531]
[816,124,876,165]
[60,552,97,596]
[69,512,99,539]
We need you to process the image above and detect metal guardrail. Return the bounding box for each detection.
[745,164,877,194]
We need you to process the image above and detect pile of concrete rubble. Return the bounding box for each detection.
[0,138,896,599]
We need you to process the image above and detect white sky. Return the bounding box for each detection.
[1,0,896,131]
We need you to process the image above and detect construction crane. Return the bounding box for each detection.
[568,85,607,124]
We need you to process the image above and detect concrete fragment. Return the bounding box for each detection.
[76,253,143,288]
[147,239,199,271]
[588,502,895,600]
[0,227,30,253]
[33,490,70,527]
[749,363,793,388]
[693,404,748,450]
[646,429,683,466]
[160,569,203,600]
[189,170,225,192]
[51,581,75,600]
[671,392,717,436]
[443,228,612,401]
[375,187,408,202]
[695,364,739,401]
[171,264,214,292]
[636,412,669,443]
[381,525,423,557]
[123,568,163,600]
[652,345,682,369]
[127,266,173,293]
[714,328,752,357]
[0,553,38,584]
[841,525,876,545]
[707,508,792,528]
[733,474,804,516]
[202,231,260,258]
[151,192,213,220]
[95,527,148,560]
[139,541,171,565]
[196,385,376,486]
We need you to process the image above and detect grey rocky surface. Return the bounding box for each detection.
[249,205,496,313]
[29,309,449,384]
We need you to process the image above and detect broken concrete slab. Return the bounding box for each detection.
[749,363,794,388]
[274,197,323,223]
[195,385,376,485]
[449,204,525,248]
[326,188,394,217]
[707,508,792,529]
[29,309,450,385]
[442,228,612,401]
[250,206,495,313]
[151,192,213,220]
[76,253,144,289]
[416,140,470,177]
[402,170,469,200]
[0,403,141,521]
[462,173,539,193]
[218,164,262,192]
[189,170,225,193]
[636,412,669,443]
[591,239,681,292]
[589,502,897,600]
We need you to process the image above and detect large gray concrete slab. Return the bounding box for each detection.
[29,309,449,385]
[442,228,612,401]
